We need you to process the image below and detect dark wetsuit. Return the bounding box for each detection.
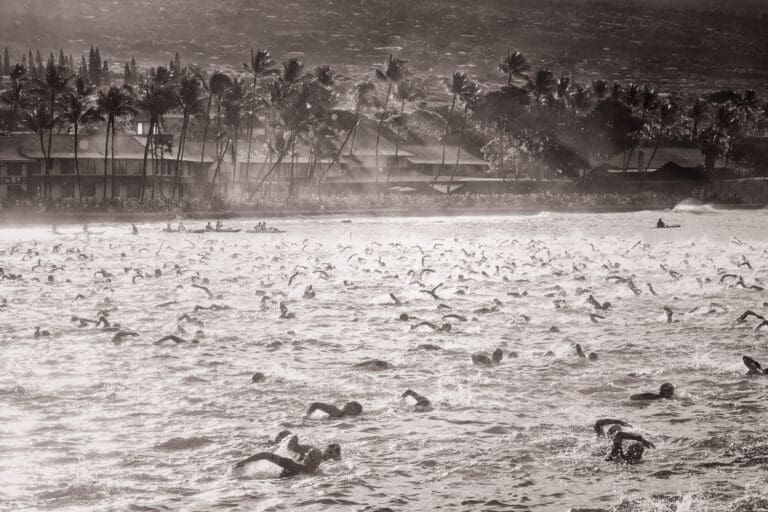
[606,432,654,463]
[402,389,431,409]
[234,451,321,477]
[743,355,768,376]
[306,401,363,419]
[630,383,674,401]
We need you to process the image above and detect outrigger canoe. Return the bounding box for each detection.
[245,229,286,234]
[655,225,681,229]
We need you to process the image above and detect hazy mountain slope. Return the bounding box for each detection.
[1,0,766,90]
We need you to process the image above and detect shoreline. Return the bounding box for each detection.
[0,202,765,225]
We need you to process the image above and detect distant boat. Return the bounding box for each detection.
[655,224,681,229]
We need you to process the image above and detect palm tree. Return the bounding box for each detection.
[172,70,205,197]
[433,71,468,185]
[528,69,555,105]
[20,104,53,198]
[373,54,408,180]
[499,51,530,86]
[0,64,27,132]
[691,98,707,142]
[700,104,738,176]
[200,72,233,165]
[644,101,677,172]
[447,80,479,191]
[252,77,333,197]
[135,70,177,200]
[591,79,608,100]
[572,83,591,114]
[347,80,376,157]
[63,78,96,198]
[242,49,277,194]
[385,79,422,183]
[30,59,73,198]
[219,76,247,199]
[96,85,136,199]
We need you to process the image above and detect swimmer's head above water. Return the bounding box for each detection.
[342,401,363,417]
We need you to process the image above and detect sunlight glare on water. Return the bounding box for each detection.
[1,208,768,511]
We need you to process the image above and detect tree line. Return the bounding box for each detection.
[1,46,767,203]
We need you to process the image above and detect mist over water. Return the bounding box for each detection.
[2,209,768,511]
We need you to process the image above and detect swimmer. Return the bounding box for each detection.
[205,221,213,231]
[606,431,655,463]
[401,389,431,409]
[630,383,675,401]
[112,330,138,344]
[472,348,503,366]
[277,432,342,462]
[594,418,631,437]
[410,321,451,332]
[132,224,139,235]
[575,343,598,361]
[305,401,363,419]
[587,295,611,311]
[737,310,765,323]
[354,359,392,371]
[279,302,295,319]
[664,306,673,323]
[657,218,666,228]
[234,449,323,478]
[154,334,198,345]
[34,326,51,338]
[742,355,768,376]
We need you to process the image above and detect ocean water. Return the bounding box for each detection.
[1,207,768,511]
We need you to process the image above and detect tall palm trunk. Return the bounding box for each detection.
[243,116,254,198]
[432,94,457,185]
[316,121,357,186]
[173,113,189,198]
[102,118,110,199]
[45,90,56,199]
[209,138,231,200]
[110,118,117,199]
[251,131,296,196]
[139,117,154,202]
[385,99,407,184]
[288,133,296,198]
[348,103,361,157]
[74,123,81,199]
[448,102,470,192]
[374,82,392,181]
[200,95,213,163]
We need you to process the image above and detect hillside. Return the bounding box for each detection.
[1,0,767,91]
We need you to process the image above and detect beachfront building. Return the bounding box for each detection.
[0,135,35,201]
[584,146,724,190]
[0,134,213,200]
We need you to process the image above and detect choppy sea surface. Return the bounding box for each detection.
[2,204,768,512]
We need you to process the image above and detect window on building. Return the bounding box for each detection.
[82,182,96,197]
[29,163,40,175]
[7,163,24,176]
[60,159,75,174]
[61,182,75,197]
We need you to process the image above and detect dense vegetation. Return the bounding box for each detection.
[1,43,767,204]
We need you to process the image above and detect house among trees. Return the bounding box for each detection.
[584,146,724,188]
